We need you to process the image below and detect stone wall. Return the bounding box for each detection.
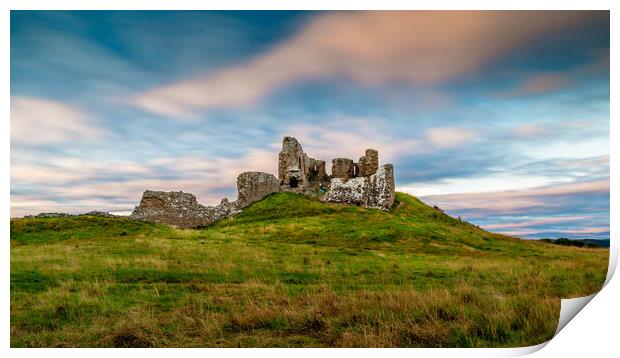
[236,171,281,208]
[359,149,379,177]
[131,171,282,228]
[367,164,395,210]
[307,158,328,183]
[322,163,395,210]
[130,190,220,228]
[322,177,369,206]
[331,158,354,180]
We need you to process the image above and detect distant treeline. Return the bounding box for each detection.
[540,238,610,248]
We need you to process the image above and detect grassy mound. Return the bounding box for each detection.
[10,192,608,347]
[214,192,535,255]
[10,215,168,244]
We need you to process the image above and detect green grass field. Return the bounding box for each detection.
[10,192,608,347]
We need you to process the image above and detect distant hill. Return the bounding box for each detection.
[539,238,610,248]
[10,192,609,348]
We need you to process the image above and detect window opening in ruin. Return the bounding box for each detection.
[353,166,357,176]
[290,177,299,188]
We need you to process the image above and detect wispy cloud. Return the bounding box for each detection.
[11,97,105,145]
[498,227,609,238]
[425,127,477,149]
[511,123,548,138]
[10,149,280,217]
[132,11,594,116]
[417,179,609,239]
[510,73,572,95]
[483,216,589,230]
[496,48,609,99]
[420,179,609,215]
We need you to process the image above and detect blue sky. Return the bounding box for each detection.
[10,11,609,240]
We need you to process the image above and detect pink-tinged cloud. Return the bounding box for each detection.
[421,179,609,215]
[132,11,594,116]
[499,49,608,99]
[9,149,279,217]
[517,73,572,94]
[425,127,476,149]
[512,123,548,138]
[11,159,152,185]
[11,97,104,144]
[483,216,589,230]
[498,227,609,237]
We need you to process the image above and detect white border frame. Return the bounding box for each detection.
[2,1,616,357]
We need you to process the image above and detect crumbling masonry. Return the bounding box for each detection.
[131,136,395,228]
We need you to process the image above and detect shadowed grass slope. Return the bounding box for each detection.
[10,192,608,348]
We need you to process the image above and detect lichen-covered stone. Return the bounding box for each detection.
[323,163,395,210]
[237,171,281,208]
[323,176,369,206]
[367,164,395,210]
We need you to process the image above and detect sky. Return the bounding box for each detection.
[10,11,610,240]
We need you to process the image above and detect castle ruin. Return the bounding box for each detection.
[130,136,395,228]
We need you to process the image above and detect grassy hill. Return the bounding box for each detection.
[10,192,608,347]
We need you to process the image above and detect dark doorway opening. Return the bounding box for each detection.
[290,177,299,188]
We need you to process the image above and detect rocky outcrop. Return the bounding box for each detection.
[236,171,280,208]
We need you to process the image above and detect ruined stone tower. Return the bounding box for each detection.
[278,136,329,190]
[278,136,309,189]
[359,149,379,177]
